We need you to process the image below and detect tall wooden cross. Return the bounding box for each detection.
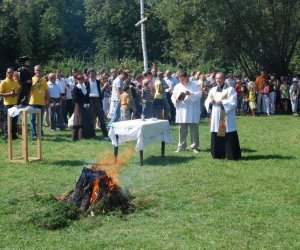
[135,0,148,71]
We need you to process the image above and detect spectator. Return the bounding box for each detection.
[55,69,67,126]
[153,71,164,119]
[29,65,48,139]
[262,80,271,116]
[164,70,179,123]
[47,73,64,131]
[72,75,94,140]
[0,67,20,140]
[120,85,135,121]
[248,80,256,116]
[255,71,267,114]
[289,78,299,116]
[280,76,290,114]
[141,79,153,119]
[107,71,127,128]
[87,68,108,138]
[101,73,111,116]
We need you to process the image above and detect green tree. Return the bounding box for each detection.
[157,0,300,75]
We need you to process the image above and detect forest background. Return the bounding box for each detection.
[0,0,299,77]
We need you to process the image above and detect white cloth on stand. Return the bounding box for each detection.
[8,106,37,117]
[108,119,173,151]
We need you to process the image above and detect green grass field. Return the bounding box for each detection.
[0,115,300,249]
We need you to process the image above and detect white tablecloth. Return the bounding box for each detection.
[108,119,173,151]
[8,106,37,117]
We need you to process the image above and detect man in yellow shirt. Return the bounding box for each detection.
[0,67,20,140]
[29,65,48,138]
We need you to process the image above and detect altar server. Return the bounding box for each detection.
[205,72,241,160]
[171,70,202,153]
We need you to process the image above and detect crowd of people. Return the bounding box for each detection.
[0,60,299,159]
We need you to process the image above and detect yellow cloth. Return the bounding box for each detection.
[29,76,48,105]
[154,80,163,99]
[248,86,256,102]
[0,77,20,105]
[120,91,135,110]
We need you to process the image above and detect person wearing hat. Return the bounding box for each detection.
[289,78,299,116]
[17,56,33,106]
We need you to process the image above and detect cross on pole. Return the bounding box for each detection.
[135,0,148,71]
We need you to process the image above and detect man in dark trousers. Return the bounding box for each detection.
[87,68,109,138]
[17,56,33,106]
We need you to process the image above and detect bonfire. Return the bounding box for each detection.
[60,148,133,215]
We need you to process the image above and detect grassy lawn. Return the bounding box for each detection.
[0,115,300,249]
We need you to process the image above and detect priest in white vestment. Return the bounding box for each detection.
[205,72,241,160]
[171,70,202,153]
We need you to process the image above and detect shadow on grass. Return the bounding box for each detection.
[143,155,196,166]
[241,148,257,153]
[39,159,87,167]
[42,133,71,142]
[241,154,295,161]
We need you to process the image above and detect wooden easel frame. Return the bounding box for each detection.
[8,109,42,163]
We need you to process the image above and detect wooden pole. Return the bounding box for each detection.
[22,111,28,162]
[140,0,148,71]
[7,113,13,160]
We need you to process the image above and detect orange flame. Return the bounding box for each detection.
[89,147,133,205]
[93,147,133,183]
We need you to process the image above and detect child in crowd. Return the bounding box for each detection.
[234,80,242,115]
[120,85,135,121]
[248,81,256,116]
[280,76,290,114]
[241,84,248,114]
[262,80,271,115]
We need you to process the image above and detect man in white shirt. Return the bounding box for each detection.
[164,70,179,123]
[47,73,63,131]
[107,71,128,128]
[171,70,202,153]
[205,72,241,160]
[55,69,67,126]
[65,68,78,120]
[87,68,108,138]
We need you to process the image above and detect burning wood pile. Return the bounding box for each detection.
[62,166,131,214]
[60,148,134,215]
[29,149,133,230]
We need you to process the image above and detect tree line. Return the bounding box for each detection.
[0,0,299,76]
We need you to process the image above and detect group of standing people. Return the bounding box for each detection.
[170,70,241,160]
[0,62,109,141]
[10,61,289,161]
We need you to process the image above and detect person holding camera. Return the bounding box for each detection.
[171,70,202,153]
[0,67,20,140]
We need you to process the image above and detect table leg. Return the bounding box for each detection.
[114,146,118,161]
[114,135,119,162]
[140,150,143,166]
[7,113,12,160]
[161,141,165,159]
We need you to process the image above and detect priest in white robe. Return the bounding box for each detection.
[171,70,202,153]
[205,72,241,160]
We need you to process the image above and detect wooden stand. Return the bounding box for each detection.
[8,109,42,163]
